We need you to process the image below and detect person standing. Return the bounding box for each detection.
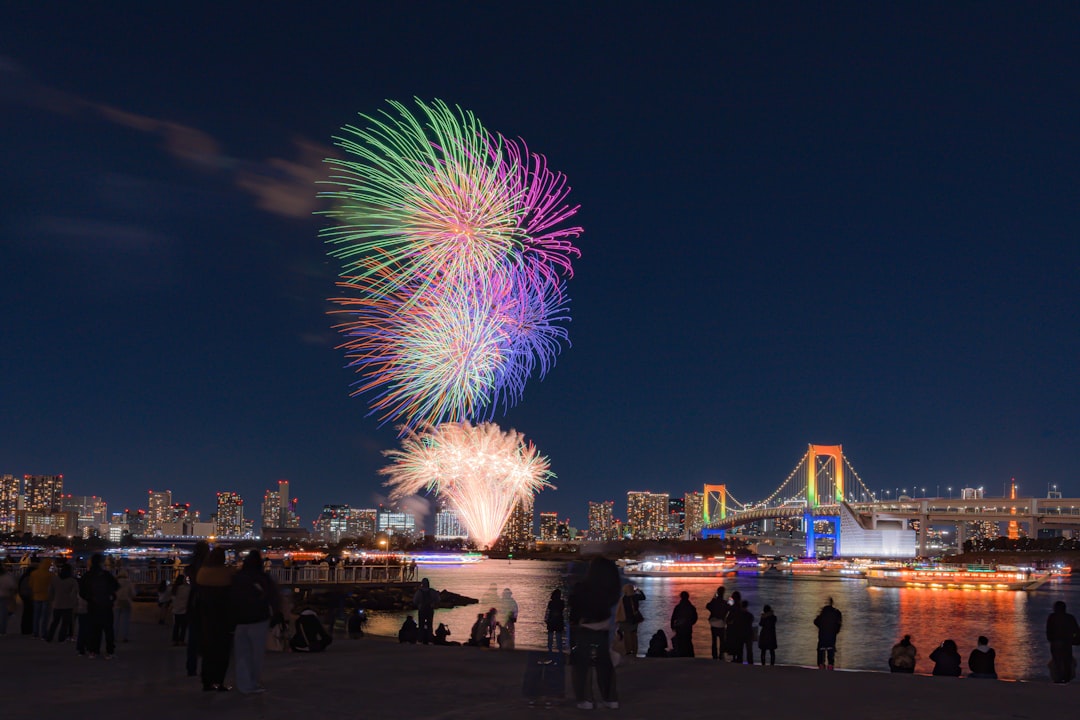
[888,635,917,673]
[197,547,235,691]
[46,563,80,642]
[813,597,842,669]
[29,557,53,638]
[568,557,621,710]
[704,586,727,660]
[545,588,566,652]
[1047,600,1080,683]
[114,570,135,642]
[18,564,36,635]
[412,578,439,645]
[231,550,281,695]
[184,541,210,677]
[170,573,191,646]
[967,635,997,679]
[0,565,16,636]
[670,591,698,657]
[758,604,778,666]
[79,553,119,659]
[615,583,645,658]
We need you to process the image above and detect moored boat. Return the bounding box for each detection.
[624,556,738,578]
[865,564,1051,591]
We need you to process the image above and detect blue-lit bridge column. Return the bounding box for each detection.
[804,512,841,558]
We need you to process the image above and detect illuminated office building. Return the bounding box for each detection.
[0,474,19,533]
[587,500,615,540]
[215,492,244,537]
[147,490,172,535]
[539,511,559,541]
[24,474,64,512]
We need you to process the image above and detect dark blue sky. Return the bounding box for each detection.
[2,3,1077,527]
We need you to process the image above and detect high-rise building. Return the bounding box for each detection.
[538,511,559,541]
[502,496,535,549]
[147,490,172,535]
[348,508,378,538]
[24,474,63,512]
[0,474,19,533]
[684,491,705,537]
[587,500,615,540]
[377,509,418,538]
[59,495,107,536]
[435,510,468,540]
[626,491,669,539]
[215,492,244,537]
[314,504,351,543]
[667,497,685,538]
[262,489,282,530]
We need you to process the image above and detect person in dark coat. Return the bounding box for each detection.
[669,591,698,657]
[398,615,419,643]
[967,635,997,679]
[888,635,917,673]
[1047,600,1080,683]
[929,639,962,677]
[758,604,778,666]
[78,553,119,658]
[645,629,670,658]
[724,590,744,661]
[568,557,621,710]
[704,586,727,660]
[291,608,332,652]
[545,588,566,652]
[196,547,235,691]
[813,597,842,669]
[184,540,210,678]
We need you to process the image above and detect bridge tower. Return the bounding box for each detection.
[702,484,727,539]
[805,444,843,558]
[806,444,844,507]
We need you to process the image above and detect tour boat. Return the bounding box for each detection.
[865,564,1052,591]
[623,556,738,578]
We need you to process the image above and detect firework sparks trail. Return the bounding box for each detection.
[320,98,582,430]
[381,421,554,549]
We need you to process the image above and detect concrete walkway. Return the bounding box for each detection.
[0,609,1074,720]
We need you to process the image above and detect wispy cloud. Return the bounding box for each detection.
[3,55,334,220]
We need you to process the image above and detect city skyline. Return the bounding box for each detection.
[2,5,1077,527]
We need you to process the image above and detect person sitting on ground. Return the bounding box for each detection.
[434,622,460,646]
[967,635,998,679]
[398,615,419,644]
[346,607,366,639]
[929,639,962,677]
[290,608,332,653]
[465,613,489,647]
[889,635,917,673]
[645,629,670,658]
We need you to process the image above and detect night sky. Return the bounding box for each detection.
[2,3,1077,528]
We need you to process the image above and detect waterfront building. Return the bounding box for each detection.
[0,474,19,533]
[16,509,77,537]
[262,479,298,530]
[626,491,668,539]
[435,510,467,540]
[539,511,559,541]
[667,496,685,538]
[215,492,244,537]
[684,491,704,537]
[147,490,172,535]
[377,508,418,539]
[24,474,63,512]
[348,508,377,538]
[59,495,107,537]
[314,504,351,543]
[587,500,615,540]
[503,496,535,549]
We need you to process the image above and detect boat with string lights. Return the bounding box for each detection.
[623,556,738,578]
[865,564,1052,591]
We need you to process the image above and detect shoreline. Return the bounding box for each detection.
[2,604,1074,720]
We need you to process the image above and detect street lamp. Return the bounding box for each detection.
[948,487,952,499]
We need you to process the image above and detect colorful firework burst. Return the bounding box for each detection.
[320,98,581,430]
[381,421,554,549]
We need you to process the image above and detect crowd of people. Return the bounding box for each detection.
[4,552,1080,709]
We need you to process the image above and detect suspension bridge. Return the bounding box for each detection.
[700,444,1080,558]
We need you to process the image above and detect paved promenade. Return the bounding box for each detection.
[0,608,1074,720]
